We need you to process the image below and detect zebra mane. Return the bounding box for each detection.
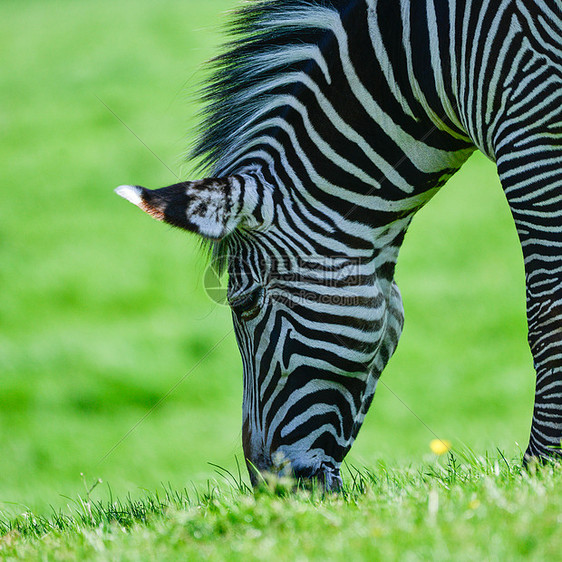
[192,0,343,176]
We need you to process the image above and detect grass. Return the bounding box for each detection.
[1,453,561,560]
[0,0,554,558]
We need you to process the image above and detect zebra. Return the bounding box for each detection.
[116,0,562,488]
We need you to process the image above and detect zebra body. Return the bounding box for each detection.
[117,0,562,486]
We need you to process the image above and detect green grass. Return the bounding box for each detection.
[1,453,561,560]
[0,0,553,557]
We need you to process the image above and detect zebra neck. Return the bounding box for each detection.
[197,0,478,244]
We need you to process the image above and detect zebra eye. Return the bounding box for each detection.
[230,287,264,320]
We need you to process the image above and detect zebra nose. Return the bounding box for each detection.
[253,454,342,490]
[248,464,342,490]
[291,465,343,491]
[244,446,342,490]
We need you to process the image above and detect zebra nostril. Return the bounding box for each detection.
[322,468,343,491]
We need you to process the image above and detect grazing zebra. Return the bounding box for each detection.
[116,0,562,488]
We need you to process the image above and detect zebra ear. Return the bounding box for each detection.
[115,175,270,240]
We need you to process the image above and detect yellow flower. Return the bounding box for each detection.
[468,499,481,510]
[430,439,452,455]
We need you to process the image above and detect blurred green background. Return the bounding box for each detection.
[1,0,533,514]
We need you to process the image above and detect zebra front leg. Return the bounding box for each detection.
[496,139,562,463]
[506,214,562,462]
[523,278,562,462]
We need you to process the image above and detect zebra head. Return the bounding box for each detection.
[116,170,405,489]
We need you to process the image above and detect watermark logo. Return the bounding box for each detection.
[203,259,229,306]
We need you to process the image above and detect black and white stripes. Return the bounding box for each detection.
[118,0,562,484]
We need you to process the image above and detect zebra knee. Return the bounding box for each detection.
[527,298,562,371]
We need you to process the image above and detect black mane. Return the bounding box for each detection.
[191,0,347,176]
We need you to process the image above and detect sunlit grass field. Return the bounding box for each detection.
[1,0,550,556]
[2,457,561,560]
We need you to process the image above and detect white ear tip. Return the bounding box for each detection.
[115,185,143,206]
